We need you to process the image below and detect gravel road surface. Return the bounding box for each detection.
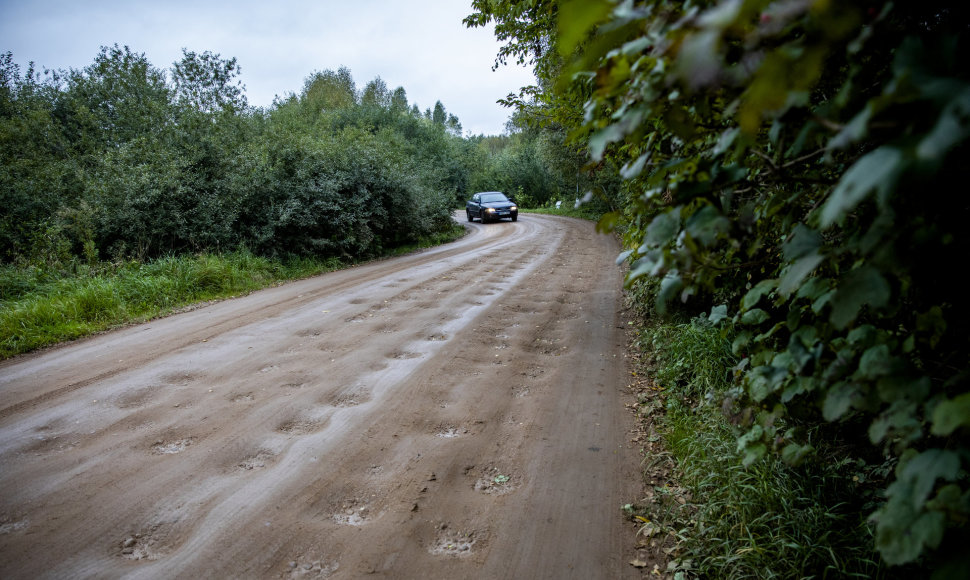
[0,213,642,579]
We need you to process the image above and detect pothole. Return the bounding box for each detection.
[278,418,323,435]
[0,516,29,535]
[237,450,275,471]
[331,497,375,526]
[117,523,169,560]
[435,426,468,438]
[151,438,193,455]
[330,388,371,408]
[114,386,159,409]
[472,466,517,495]
[429,525,483,557]
[286,558,339,578]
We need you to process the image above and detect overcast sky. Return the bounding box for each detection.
[0,0,534,135]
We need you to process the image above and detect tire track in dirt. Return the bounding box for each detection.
[0,214,642,579]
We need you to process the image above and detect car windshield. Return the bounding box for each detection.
[481,193,509,203]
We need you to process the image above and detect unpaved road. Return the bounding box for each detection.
[0,214,642,579]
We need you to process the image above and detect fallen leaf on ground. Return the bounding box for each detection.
[630,558,648,568]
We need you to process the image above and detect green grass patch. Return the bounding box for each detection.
[636,316,898,579]
[0,225,467,360]
[0,251,342,359]
[385,222,466,257]
[522,204,605,221]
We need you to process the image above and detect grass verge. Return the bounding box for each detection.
[0,227,465,360]
[627,310,900,579]
[522,205,604,221]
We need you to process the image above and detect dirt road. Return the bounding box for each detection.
[0,214,643,579]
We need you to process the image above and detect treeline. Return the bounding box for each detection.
[0,45,589,267]
[469,0,969,577]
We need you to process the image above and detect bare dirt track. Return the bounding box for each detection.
[0,213,643,579]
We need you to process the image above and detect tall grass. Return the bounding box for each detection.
[638,316,897,579]
[0,252,342,359]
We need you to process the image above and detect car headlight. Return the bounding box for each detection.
[510,206,517,211]
[486,208,495,212]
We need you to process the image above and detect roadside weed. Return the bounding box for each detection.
[636,316,902,579]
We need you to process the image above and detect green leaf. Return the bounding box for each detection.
[747,365,788,402]
[782,376,816,403]
[899,449,961,508]
[847,324,877,345]
[597,211,622,234]
[628,251,661,281]
[857,344,892,380]
[781,442,814,465]
[741,308,769,325]
[742,279,777,311]
[589,107,646,161]
[931,392,970,436]
[645,209,681,246]
[655,274,683,314]
[828,103,873,150]
[713,127,740,156]
[778,253,824,298]
[796,277,830,301]
[875,449,962,564]
[737,424,766,466]
[558,0,614,57]
[820,146,905,228]
[875,504,944,565]
[877,376,929,405]
[732,331,752,356]
[708,304,729,325]
[589,123,626,162]
[822,382,858,421]
[917,87,970,161]
[685,205,729,246]
[783,224,822,261]
[620,153,649,179]
[829,267,890,329]
[742,442,767,467]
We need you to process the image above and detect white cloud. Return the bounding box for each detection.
[0,0,535,135]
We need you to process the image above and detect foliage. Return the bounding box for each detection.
[0,48,470,265]
[472,0,970,572]
[171,49,247,113]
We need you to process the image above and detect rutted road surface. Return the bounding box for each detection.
[0,214,642,579]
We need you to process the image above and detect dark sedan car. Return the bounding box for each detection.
[466,191,518,223]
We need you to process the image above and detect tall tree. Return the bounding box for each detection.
[301,67,357,111]
[432,100,447,125]
[390,86,409,113]
[171,49,247,113]
[361,76,390,109]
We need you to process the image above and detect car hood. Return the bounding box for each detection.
[482,201,515,209]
